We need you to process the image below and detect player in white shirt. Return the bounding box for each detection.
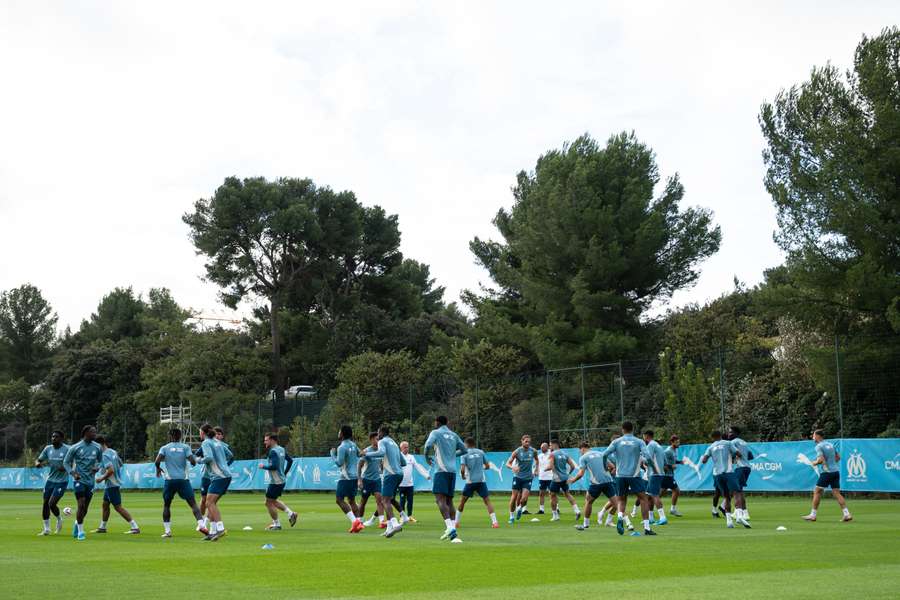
[397,440,430,523]
[535,443,553,515]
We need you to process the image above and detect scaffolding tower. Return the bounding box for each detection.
[160,404,199,447]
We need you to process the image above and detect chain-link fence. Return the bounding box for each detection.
[5,332,897,464]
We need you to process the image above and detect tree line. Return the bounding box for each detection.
[1,28,897,462]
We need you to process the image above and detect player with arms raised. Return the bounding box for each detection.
[35,430,69,536]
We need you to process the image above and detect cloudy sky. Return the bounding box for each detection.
[1,1,895,330]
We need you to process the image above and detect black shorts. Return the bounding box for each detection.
[462,482,490,499]
[816,471,840,489]
[549,481,569,494]
[266,483,285,499]
[736,466,751,488]
[538,479,551,491]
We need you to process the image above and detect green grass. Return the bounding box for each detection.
[0,491,898,599]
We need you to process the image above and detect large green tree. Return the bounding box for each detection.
[759,26,900,332]
[0,284,58,384]
[184,177,404,400]
[470,132,721,366]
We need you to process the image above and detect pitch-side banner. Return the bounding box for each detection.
[1,438,898,493]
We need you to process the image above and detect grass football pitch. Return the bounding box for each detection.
[0,491,897,599]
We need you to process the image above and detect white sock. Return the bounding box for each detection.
[345,511,357,523]
[509,512,515,519]
[273,519,281,527]
[455,512,462,527]
[574,504,581,515]
[282,505,293,514]
[842,507,850,516]
[444,518,454,529]
[197,519,205,528]
[77,523,84,535]
[216,521,224,532]
[42,519,50,531]
[539,503,545,511]
[617,511,624,519]
[490,513,497,524]
[726,514,733,525]
[625,516,633,527]
[390,517,399,528]
[164,521,172,533]
[130,520,139,529]
[642,519,650,530]
[378,514,385,523]
[99,520,107,529]
[582,517,589,527]
[364,516,375,525]
[553,510,559,517]
[658,508,665,519]
[810,509,818,517]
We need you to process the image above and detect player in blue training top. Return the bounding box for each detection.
[63,425,104,540]
[258,432,297,531]
[643,430,671,526]
[93,435,140,534]
[663,435,685,517]
[196,423,233,541]
[34,430,70,536]
[455,437,499,529]
[505,434,539,524]
[569,441,620,531]
[423,415,468,541]
[545,439,581,522]
[331,424,364,533]
[803,429,852,523]
[155,427,207,537]
[728,426,754,523]
[361,425,407,538]
[700,430,749,529]
[600,421,656,536]
[357,432,385,529]
[198,426,234,531]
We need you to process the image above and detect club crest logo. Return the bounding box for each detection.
[846,450,867,482]
[312,464,321,483]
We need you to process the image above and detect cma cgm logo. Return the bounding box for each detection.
[885,453,900,472]
[845,450,867,482]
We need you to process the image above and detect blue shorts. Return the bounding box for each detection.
[616,476,646,496]
[588,482,618,500]
[43,481,67,500]
[163,479,194,503]
[103,487,122,506]
[648,474,677,496]
[266,483,285,499]
[73,480,94,499]
[200,477,211,497]
[714,473,740,494]
[512,477,533,492]
[538,479,551,491]
[816,471,840,489]
[382,474,403,498]
[208,477,231,497]
[336,479,357,499]
[462,482,490,499]
[549,481,569,494]
[432,472,456,497]
[736,467,751,488]
[361,478,382,498]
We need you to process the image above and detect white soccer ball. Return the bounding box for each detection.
[63,507,72,516]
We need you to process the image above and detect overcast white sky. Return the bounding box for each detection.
[1,1,895,330]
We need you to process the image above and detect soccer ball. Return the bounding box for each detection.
[63,507,72,516]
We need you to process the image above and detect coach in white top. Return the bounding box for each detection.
[536,442,553,514]
[398,441,430,522]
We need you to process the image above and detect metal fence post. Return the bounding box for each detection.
[719,348,727,432]
[474,376,480,448]
[834,334,844,440]
[408,384,414,441]
[545,371,551,442]
[617,360,625,422]
[580,364,587,438]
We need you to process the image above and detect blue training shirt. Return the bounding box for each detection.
[645,440,667,475]
[198,438,233,480]
[38,444,70,484]
[331,439,359,480]
[261,445,289,485]
[64,440,104,483]
[600,434,648,478]
[702,439,737,475]
[423,426,467,474]
[157,442,193,480]
[579,450,613,485]
[461,448,489,483]
[363,435,406,476]
[815,441,839,472]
